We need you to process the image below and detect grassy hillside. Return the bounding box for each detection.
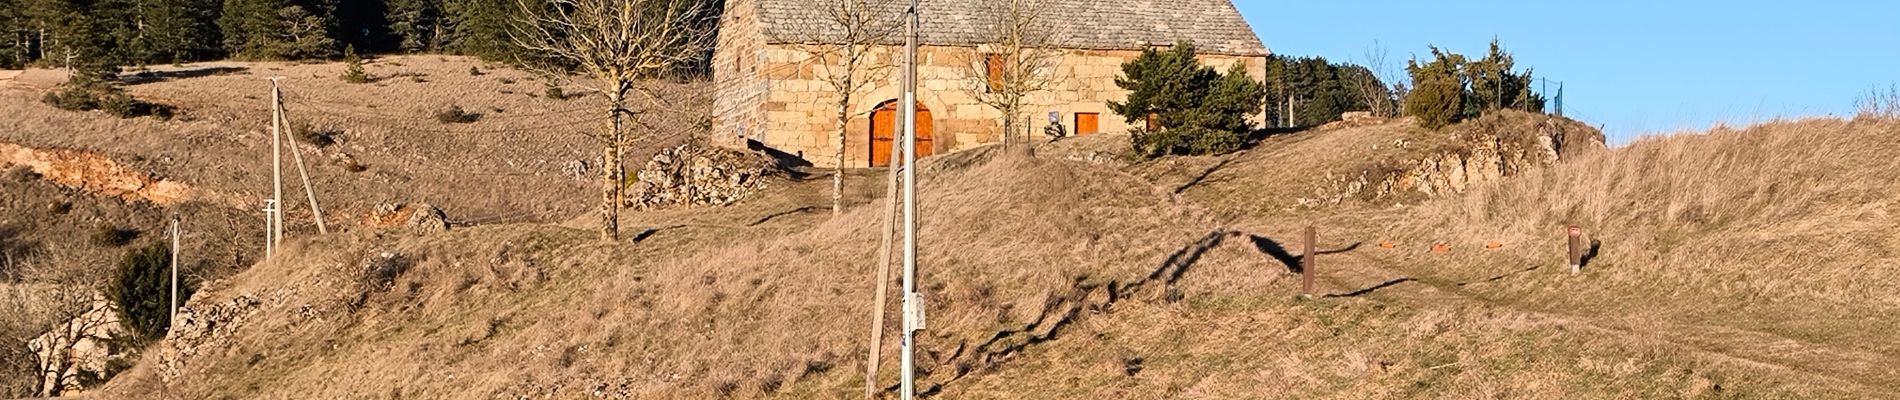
[88,112,1900,399]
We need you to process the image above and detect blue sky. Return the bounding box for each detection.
[1234,1,1900,143]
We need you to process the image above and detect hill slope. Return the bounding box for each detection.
[91,112,1900,399]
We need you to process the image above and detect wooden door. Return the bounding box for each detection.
[869,101,933,168]
[1075,113,1100,135]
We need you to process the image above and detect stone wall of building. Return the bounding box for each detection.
[709,0,770,154]
[715,43,1267,168]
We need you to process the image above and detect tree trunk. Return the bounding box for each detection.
[832,93,850,215]
[601,95,625,242]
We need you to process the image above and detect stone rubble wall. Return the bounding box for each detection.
[628,144,780,210]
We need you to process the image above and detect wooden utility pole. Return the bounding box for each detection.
[169,216,180,329]
[274,86,329,234]
[865,128,903,397]
[269,78,286,251]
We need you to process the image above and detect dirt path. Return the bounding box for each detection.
[1302,242,1900,396]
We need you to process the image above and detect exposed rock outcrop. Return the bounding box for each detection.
[155,289,265,383]
[0,142,200,204]
[27,293,130,397]
[1306,111,1604,206]
[363,203,450,233]
[628,144,778,210]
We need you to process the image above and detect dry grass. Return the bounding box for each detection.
[96,113,1900,399]
[1373,117,1900,394]
[103,151,1260,398]
[0,56,708,225]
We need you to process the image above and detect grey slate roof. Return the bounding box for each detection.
[754,0,1269,57]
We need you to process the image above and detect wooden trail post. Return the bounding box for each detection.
[1302,226,1316,296]
[1567,226,1583,274]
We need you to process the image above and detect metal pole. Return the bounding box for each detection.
[269,78,285,250]
[263,199,275,259]
[1302,226,1315,296]
[899,0,921,398]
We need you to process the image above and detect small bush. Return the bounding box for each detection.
[1130,126,1242,158]
[91,226,140,247]
[468,66,485,76]
[4,166,40,182]
[341,45,371,84]
[293,123,340,147]
[113,242,189,342]
[544,83,567,100]
[99,92,175,120]
[42,79,174,120]
[498,77,516,85]
[435,105,481,124]
[43,84,102,111]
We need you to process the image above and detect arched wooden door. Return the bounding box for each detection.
[869,100,933,168]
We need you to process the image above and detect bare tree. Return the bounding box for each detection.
[1351,40,1401,118]
[513,0,718,241]
[962,0,1062,151]
[802,0,905,215]
[1,244,111,397]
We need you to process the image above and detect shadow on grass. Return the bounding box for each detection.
[122,66,249,85]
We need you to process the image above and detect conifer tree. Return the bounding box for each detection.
[388,0,444,53]
[443,0,519,61]
[219,0,339,60]
[340,44,368,83]
[131,0,224,63]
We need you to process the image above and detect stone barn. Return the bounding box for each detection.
[710,0,1269,168]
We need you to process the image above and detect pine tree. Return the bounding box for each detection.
[26,0,131,79]
[1404,47,1469,130]
[340,43,368,83]
[388,0,444,53]
[132,0,224,63]
[0,0,24,69]
[443,0,519,61]
[219,0,338,60]
[332,0,389,53]
[1111,43,1264,157]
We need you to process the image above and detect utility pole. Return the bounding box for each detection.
[169,215,180,329]
[263,199,277,259]
[899,0,922,398]
[274,85,330,234]
[269,78,286,251]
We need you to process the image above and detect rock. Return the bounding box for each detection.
[628,144,778,210]
[27,293,130,397]
[157,291,265,383]
[1318,112,1389,131]
[364,203,450,233]
[1308,113,1605,206]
